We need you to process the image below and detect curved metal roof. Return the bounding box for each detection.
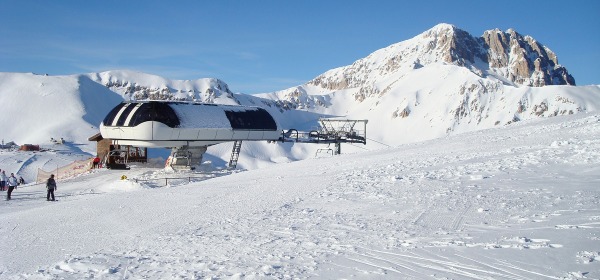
[102,101,277,130]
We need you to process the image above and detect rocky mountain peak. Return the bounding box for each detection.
[481,28,574,86]
[307,24,575,98]
[421,23,487,66]
[410,24,575,87]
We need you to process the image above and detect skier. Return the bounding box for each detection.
[0,170,6,191]
[6,173,18,200]
[92,156,100,169]
[46,174,57,201]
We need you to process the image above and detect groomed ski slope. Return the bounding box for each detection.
[1,112,599,279]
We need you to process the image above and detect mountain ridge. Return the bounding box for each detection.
[86,70,239,104]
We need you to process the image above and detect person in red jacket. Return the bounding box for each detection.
[92,156,101,169]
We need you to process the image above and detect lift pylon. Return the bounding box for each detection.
[279,118,368,155]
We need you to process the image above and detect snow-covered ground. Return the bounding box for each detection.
[1,112,599,279]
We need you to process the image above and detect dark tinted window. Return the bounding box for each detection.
[225,108,277,130]
[129,102,180,128]
[102,103,127,126]
[116,103,137,126]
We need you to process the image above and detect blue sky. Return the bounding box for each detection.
[1,0,599,93]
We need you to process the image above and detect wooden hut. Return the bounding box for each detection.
[19,144,40,151]
[88,133,147,168]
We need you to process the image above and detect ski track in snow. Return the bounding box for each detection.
[1,114,599,279]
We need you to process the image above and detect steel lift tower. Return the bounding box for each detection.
[281,118,368,155]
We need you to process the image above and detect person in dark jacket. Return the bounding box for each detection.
[46,174,57,201]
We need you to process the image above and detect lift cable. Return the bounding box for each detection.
[366,137,392,148]
[347,143,370,151]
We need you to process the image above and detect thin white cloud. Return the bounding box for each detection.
[234,51,260,61]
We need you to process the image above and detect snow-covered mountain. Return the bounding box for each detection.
[258,23,600,144]
[0,72,123,151]
[0,23,599,169]
[306,23,574,92]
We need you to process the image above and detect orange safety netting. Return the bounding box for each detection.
[36,158,93,184]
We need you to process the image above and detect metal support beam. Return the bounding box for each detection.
[228,140,243,169]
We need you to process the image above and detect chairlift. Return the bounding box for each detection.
[315,148,334,158]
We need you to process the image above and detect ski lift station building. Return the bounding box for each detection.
[98,101,281,168]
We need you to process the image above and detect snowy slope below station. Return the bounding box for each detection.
[1,112,599,279]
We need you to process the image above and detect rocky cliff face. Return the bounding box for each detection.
[413,24,576,87]
[481,28,575,87]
